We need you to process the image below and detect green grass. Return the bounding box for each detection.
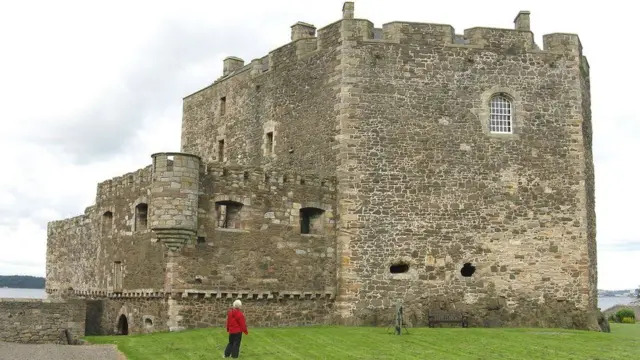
[86,323,640,360]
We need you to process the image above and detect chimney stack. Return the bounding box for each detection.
[342,2,354,19]
[514,11,531,31]
[223,56,244,76]
[291,22,317,41]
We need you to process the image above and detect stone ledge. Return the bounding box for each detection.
[47,288,335,300]
[180,290,335,300]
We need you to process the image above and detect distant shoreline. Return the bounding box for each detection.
[0,275,45,289]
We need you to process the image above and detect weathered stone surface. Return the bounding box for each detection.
[40,2,596,334]
[332,8,596,329]
[0,298,85,344]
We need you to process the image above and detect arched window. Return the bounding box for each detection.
[135,203,148,231]
[215,201,243,229]
[102,211,113,236]
[300,207,325,235]
[489,94,513,134]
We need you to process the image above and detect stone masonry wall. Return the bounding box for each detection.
[180,21,343,178]
[578,52,598,311]
[334,17,597,329]
[0,298,86,344]
[173,163,337,293]
[46,165,165,294]
[43,3,596,331]
[83,297,170,335]
[175,295,334,329]
[46,213,97,292]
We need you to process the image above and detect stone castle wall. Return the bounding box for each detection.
[333,14,597,328]
[82,294,333,336]
[174,295,333,329]
[42,2,597,333]
[174,163,336,293]
[0,298,86,344]
[180,20,343,178]
[46,165,166,293]
[83,297,170,335]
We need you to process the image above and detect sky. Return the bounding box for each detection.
[0,0,637,291]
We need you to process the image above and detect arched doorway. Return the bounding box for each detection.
[117,314,129,335]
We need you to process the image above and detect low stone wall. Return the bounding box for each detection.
[174,296,334,330]
[0,298,86,344]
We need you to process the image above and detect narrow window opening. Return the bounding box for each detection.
[390,263,409,274]
[461,263,476,277]
[255,84,261,92]
[197,236,206,244]
[282,174,288,183]
[264,173,270,184]
[300,207,325,235]
[265,132,274,155]
[489,94,513,134]
[215,201,243,229]
[222,168,228,176]
[300,178,306,185]
[243,171,250,180]
[218,139,225,162]
[220,96,226,115]
[166,155,174,171]
[135,203,148,231]
[102,211,113,237]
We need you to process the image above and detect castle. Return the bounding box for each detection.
[44,2,599,335]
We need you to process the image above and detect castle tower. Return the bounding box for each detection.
[149,152,201,251]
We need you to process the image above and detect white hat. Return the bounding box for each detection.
[233,299,242,308]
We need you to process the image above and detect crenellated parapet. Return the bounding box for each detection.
[203,162,337,194]
[195,2,585,95]
[96,165,153,205]
[360,18,583,56]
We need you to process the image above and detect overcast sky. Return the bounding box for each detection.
[0,0,637,291]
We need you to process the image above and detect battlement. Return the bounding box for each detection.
[203,162,337,193]
[364,21,582,55]
[96,165,153,203]
[195,2,586,92]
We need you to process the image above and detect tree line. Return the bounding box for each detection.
[0,275,45,289]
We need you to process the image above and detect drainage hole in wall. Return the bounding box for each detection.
[390,263,409,274]
[461,263,476,277]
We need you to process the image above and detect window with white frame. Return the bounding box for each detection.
[489,95,513,134]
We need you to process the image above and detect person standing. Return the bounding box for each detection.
[224,299,248,358]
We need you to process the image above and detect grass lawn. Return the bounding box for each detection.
[86,323,640,360]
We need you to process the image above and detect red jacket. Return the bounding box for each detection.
[226,308,248,335]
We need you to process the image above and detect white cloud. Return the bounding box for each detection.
[0,0,637,291]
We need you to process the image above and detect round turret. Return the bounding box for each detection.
[149,152,201,250]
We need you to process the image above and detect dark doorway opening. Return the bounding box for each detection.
[117,314,129,335]
[461,263,476,277]
[390,263,409,274]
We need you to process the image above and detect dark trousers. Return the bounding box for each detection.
[224,332,243,358]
